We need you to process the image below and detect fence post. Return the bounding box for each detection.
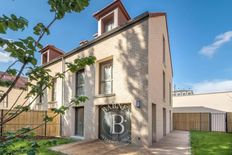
[200,113,202,131]
[0,109,3,136]
[226,113,228,133]
[44,111,47,137]
[209,113,212,131]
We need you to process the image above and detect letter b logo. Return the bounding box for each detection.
[112,114,125,134]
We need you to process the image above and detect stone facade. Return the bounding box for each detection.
[35,3,173,146]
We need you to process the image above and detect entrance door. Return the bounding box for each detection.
[152,104,156,142]
[75,107,84,136]
[99,105,131,143]
[163,108,166,136]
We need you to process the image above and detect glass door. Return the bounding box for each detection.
[75,107,84,136]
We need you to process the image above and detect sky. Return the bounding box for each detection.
[0,0,232,94]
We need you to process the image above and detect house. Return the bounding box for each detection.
[35,0,173,146]
[0,71,28,109]
[173,90,193,96]
[173,91,232,132]
[173,91,232,113]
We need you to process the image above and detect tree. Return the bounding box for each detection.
[0,0,95,154]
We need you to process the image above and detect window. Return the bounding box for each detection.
[0,92,8,108]
[42,52,48,64]
[100,60,113,95]
[169,83,172,105]
[102,13,114,33]
[38,85,43,104]
[51,79,56,101]
[104,18,114,32]
[163,35,166,65]
[76,69,85,96]
[163,71,166,101]
[39,95,42,103]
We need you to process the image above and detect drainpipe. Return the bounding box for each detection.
[60,57,65,136]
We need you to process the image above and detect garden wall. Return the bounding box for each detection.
[0,109,60,137]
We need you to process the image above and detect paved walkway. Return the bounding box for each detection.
[149,131,191,155]
[50,131,190,155]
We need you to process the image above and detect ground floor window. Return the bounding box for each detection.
[75,107,84,136]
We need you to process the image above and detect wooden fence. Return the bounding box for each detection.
[173,112,232,132]
[227,113,232,132]
[0,109,60,137]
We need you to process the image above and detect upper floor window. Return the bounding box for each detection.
[163,71,166,101]
[169,83,172,105]
[0,92,7,108]
[102,13,114,33]
[100,60,113,95]
[76,69,85,96]
[163,35,166,65]
[51,79,56,101]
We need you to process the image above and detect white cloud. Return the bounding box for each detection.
[199,31,232,57]
[190,80,232,94]
[0,47,15,63]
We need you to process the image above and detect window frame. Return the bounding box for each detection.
[163,35,166,65]
[0,92,8,108]
[51,79,57,102]
[99,60,113,95]
[163,71,166,101]
[76,69,85,97]
[102,13,114,33]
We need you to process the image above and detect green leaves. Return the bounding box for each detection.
[66,56,96,72]
[0,14,28,34]
[71,96,88,105]
[51,105,69,115]
[1,36,38,65]
[33,23,50,36]
[6,69,17,76]
[43,115,54,122]
[48,0,90,19]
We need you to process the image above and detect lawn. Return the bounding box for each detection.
[191,131,232,155]
[6,138,76,155]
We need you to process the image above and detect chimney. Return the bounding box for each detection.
[39,45,64,65]
[93,0,130,36]
[79,40,89,46]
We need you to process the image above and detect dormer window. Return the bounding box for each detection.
[42,52,48,64]
[93,0,131,36]
[102,13,114,33]
[40,45,64,65]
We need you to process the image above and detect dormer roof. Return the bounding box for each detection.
[93,0,130,20]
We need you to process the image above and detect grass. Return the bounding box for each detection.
[191,131,232,155]
[7,138,76,155]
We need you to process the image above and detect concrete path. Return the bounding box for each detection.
[149,131,191,155]
[50,131,190,155]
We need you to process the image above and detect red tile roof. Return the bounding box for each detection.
[0,71,28,89]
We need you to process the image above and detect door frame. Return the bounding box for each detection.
[152,103,156,142]
[163,108,166,136]
[75,106,84,137]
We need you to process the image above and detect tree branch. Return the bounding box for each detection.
[35,15,57,47]
[0,63,27,103]
[0,14,58,109]
[1,89,25,119]
[0,60,18,80]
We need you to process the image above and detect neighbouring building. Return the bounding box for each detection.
[34,0,173,146]
[173,91,232,113]
[173,89,193,96]
[0,72,28,109]
[173,91,232,132]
